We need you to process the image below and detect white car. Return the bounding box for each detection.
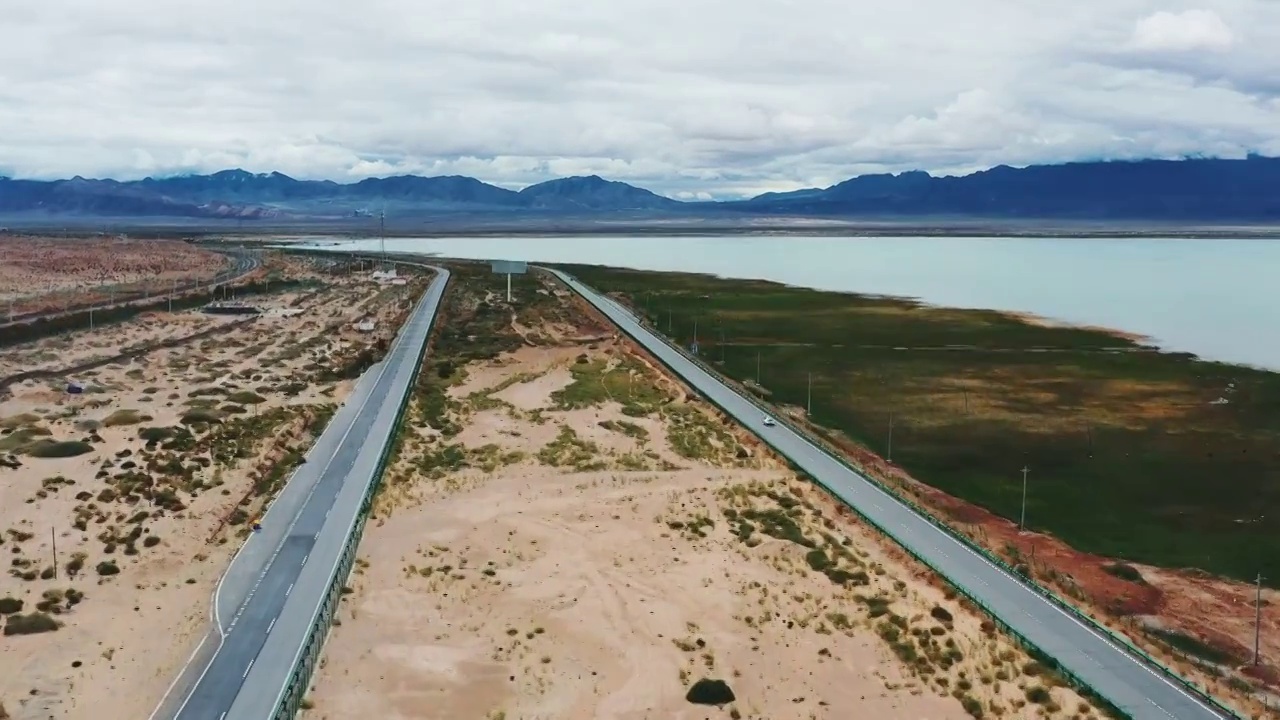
[762,416,776,427]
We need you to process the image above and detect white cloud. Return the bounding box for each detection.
[0,0,1277,198]
[1131,9,1234,52]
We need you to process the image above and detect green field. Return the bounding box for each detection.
[557,263,1280,585]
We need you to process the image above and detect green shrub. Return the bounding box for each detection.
[0,597,22,614]
[95,560,119,576]
[180,409,225,425]
[138,426,176,442]
[1025,685,1051,704]
[1102,562,1145,584]
[25,440,94,458]
[685,678,735,705]
[103,410,151,427]
[226,391,265,405]
[3,612,60,636]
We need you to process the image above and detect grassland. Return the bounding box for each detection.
[558,264,1280,586]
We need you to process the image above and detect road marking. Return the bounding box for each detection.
[267,616,277,634]
[243,658,255,678]
[259,265,448,716]
[301,553,309,565]
[286,583,294,597]
[219,713,226,720]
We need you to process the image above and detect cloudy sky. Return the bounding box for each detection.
[1,1,1277,198]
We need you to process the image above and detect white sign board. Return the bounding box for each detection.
[490,260,528,275]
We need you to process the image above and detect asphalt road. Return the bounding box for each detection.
[548,268,1231,720]
[149,265,448,720]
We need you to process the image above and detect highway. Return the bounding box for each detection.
[548,268,1231,720]
[150,264,448,720]
[1,247,260,328]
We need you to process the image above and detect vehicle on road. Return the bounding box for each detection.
[762,415,776,427]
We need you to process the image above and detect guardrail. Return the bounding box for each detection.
[547,268,1242,720]
[262,252,446,720]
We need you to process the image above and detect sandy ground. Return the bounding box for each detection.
[307,332,1098,719]
[0,266,431,720]
[805,419,1280,713]
[0,236,230,315]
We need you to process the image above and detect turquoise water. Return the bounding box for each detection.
[299,235,1280,370]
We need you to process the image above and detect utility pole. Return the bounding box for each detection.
[50,528,58,580]
[1256,573,1264,666]
[693,318,698,346]
[379,209,387,270]
[1020,466,1031,530]
[888,412,894,463]
[807,372,813,415]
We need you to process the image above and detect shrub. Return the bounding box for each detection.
[103,410,151,427]
[143,535,161,548]
[1102,562,1145,584]
[930,605,954,623]
[25,440,94,458]
[180,409,224,425]
[226,391,265,405]
[0,597,22,614]
[66,553,86,577]
[137,426,175,442]
[685,678,735,705]
[95,560,119,576]
[1025,685,1051,704]
[3,611,60,636]
[960,694,983,717]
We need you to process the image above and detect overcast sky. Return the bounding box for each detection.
[1,1,1276,199]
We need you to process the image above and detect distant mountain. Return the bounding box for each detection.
[519,175,681,210]
[729,156,1280,220]
[2,155,1280,221]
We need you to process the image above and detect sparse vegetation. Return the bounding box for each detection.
[3,611,60,636]
[562,263,1280,583]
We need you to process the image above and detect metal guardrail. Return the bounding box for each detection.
[260,253,447,719]
[548,268,1242,720]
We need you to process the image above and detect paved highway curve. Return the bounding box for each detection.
[149,265,448,720]
[548,267,1230,720]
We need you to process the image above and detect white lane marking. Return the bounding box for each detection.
[145,632,212,720]
[301,553,309,565]
[266,616,277,634]
[219,713,227,720]
[242,658,255,678]
[155,279,426,720]
[285,583,294,597]
[209,339,379,635]
[260,266,449,716]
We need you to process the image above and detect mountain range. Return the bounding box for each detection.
[2,155,1279,222]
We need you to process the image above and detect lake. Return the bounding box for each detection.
[295,235,1280,370]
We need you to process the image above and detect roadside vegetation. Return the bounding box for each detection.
[560,264,1280,586]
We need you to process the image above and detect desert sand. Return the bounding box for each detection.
[0,260,431,720]
[306,290,1099,720]
[0,236,230,317]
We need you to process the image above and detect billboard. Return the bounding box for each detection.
[490,260,528,275]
